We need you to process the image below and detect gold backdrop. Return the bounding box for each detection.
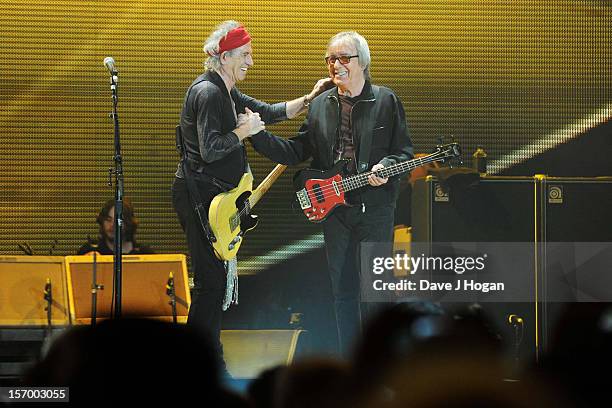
[0,0,610,274]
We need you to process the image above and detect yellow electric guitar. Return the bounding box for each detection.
[209,164,287,261]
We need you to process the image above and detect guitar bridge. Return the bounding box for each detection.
[228,235,241,250]
[296,188,312,210]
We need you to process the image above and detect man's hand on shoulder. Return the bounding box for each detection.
[307,78,334,102]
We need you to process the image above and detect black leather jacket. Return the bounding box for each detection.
[176,70,288,186]
[251,81,414,207]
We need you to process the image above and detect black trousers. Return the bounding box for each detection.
[171,177,226,359]
[322,204,395,357]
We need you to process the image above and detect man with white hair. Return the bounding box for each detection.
[251,31,414,356]
[171,21,331,368]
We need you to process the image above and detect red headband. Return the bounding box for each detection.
[215,26,251,55]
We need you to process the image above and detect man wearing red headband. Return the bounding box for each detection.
[171,20,331,371]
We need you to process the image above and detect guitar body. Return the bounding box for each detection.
[293,160,350,223]
[209,172,258,260]
[294,143,461,223]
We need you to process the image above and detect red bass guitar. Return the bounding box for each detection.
[294,143,461,222]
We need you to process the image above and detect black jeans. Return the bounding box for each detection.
[322,204,395,357]
[171,177,226,360]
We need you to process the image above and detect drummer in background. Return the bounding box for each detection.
[77,198,153,255]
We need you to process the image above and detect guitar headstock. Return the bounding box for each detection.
[433,142,462,163]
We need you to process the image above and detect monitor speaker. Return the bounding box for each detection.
[221,329,308,379]
[65,254,191,324]
[0,256,70,326]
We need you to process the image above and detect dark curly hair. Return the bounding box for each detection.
[96,198,139,242]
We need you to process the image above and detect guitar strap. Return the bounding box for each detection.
[357,85,381,174]
[175,125,218,244]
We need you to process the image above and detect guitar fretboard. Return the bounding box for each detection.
[248,164,287,208]
[340,152,447,192]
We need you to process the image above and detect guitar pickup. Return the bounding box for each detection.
[296,188,312,210]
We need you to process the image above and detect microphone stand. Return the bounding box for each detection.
[508,315,524,378]
[107,65,124,319]
[43,279,53,340]
[166,272,177,324]
[90,246,104,326]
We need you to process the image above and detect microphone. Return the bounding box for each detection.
[166,272,175,296]
[44,278,52,303]
[104,57,117,74]
[508,314,524,326]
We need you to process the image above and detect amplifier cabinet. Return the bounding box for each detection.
[0,256,70,326]
[411,175,612,363]
[65,254,191,324]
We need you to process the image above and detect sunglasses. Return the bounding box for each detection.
[325,55,359,65]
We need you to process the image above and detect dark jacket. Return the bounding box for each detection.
[176,70,288,186]
[251,81,414,207]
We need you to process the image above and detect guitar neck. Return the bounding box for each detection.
[248,164,287,208]
[341,153,442,192]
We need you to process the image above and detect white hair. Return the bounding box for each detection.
[327,31,371,80]
[203,20,243,72]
